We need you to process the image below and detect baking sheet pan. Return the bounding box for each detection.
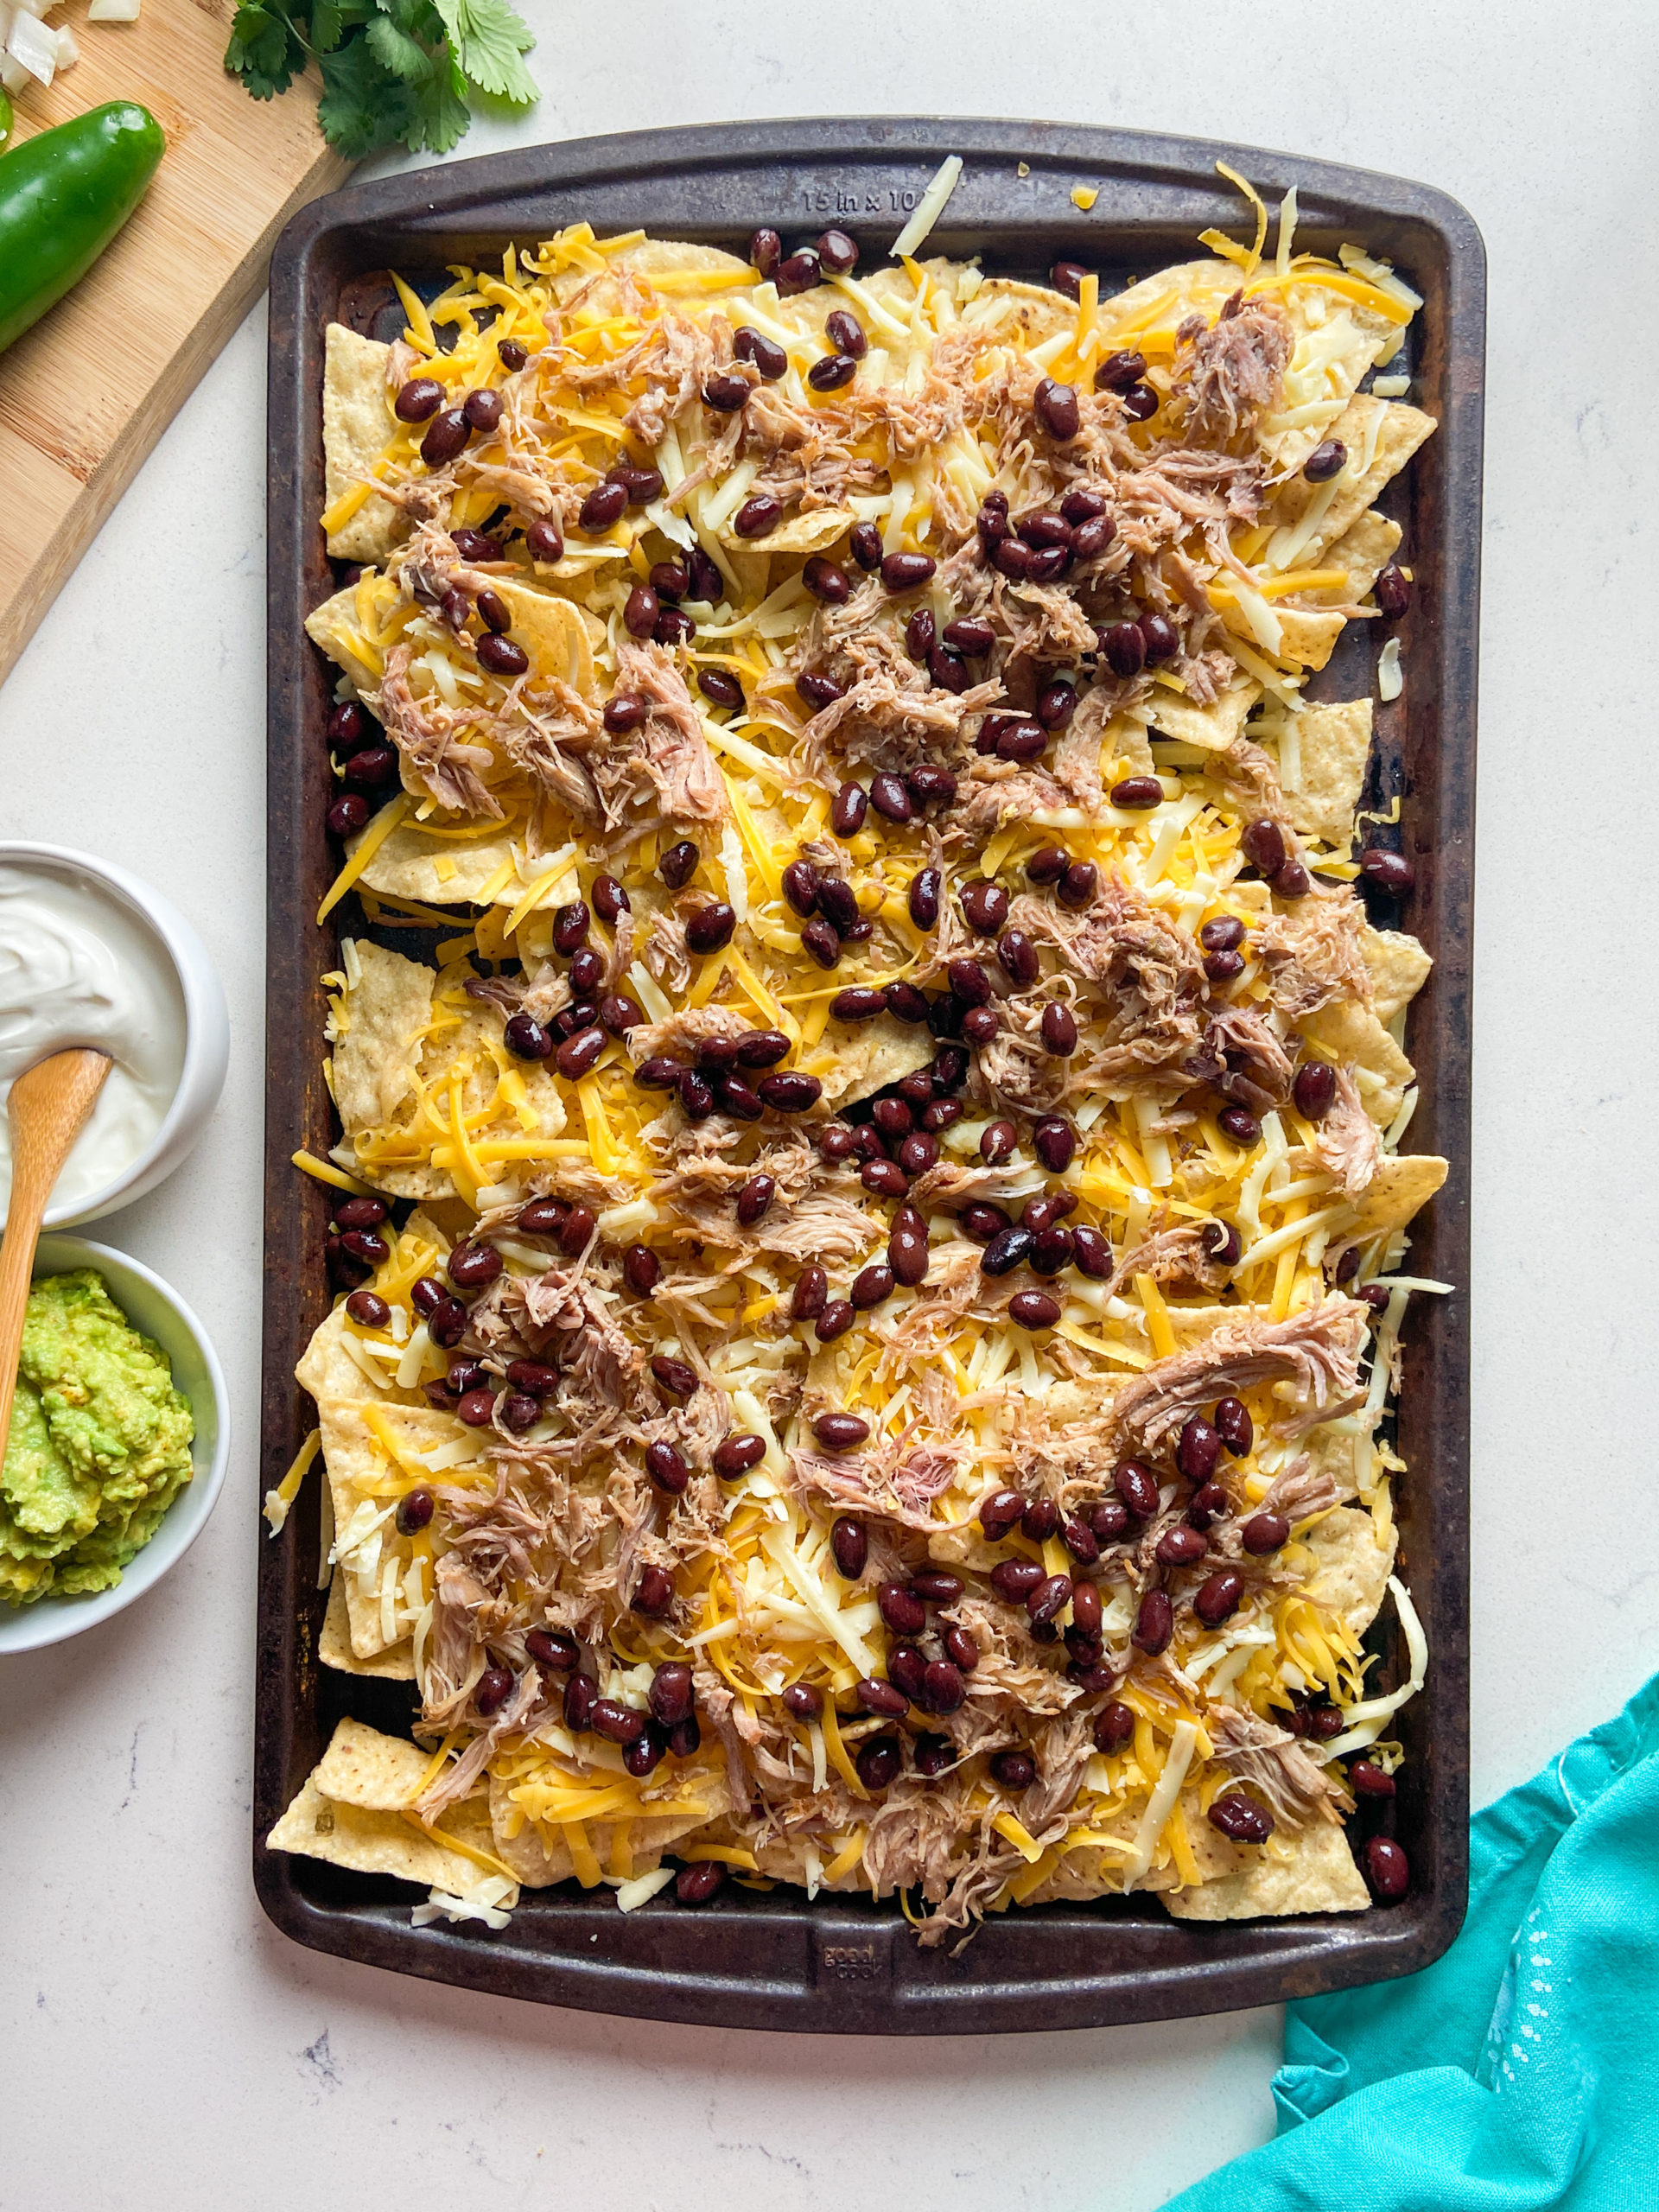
[256,118,1483,2032]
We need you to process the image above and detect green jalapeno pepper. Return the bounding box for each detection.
[0,101,164,356]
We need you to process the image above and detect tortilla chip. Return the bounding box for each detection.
[319,1572,416,1679]
[1270,398,1437,564]
[1301,999,1414,1125]
[1301,1504,1398,1637]
[296,1303,378,1408]
[1316,509,1402,603]
[1268,607,1347,672]
[304,581,384,697]
[1284,699,1372,846]
[322,326,406,563]
[358,820,524,906]
[1147,679,1261,749]
[717,506,854,556]
[1165,1815,1369,1919]
[1362,927,1433,1023]
[1340,1152,1448,1241]
[268,1723,499,1894]
[807,1020,935,1109]
[315,1714,431,1809]
[317,1397,481,1657]
[1266,288,1406,474]
[330,941,434,1134]
[1096,258,1239,342]
[490,580,595,693]
[330,952,568,1203]
[969,277,1077,346]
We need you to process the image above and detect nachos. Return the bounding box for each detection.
[268,168,1445,1942]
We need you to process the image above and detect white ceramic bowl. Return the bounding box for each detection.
[0,1235,231,1654]
[0,842,230,1230]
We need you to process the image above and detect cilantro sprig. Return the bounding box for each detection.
[226,0,537,159]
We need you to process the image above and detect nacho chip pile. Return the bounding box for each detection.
[270,181,1446,1938]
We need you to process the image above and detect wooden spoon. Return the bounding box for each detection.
[0,1048,111,1454]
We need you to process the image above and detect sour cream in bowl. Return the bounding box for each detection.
[0,846,229,1230]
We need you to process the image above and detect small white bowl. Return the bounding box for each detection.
[0,842,230,1230]
[0,1234,231,1654]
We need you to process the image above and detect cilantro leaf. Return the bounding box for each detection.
[229,0,535,154]
[433,0,536,105]
[405,47,471,151]
[224,2,308,99]
[316,32,418,156]
[363,9,435,81]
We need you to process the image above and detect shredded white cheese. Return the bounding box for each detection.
[1377,636,1403,701]
[891,155,963,259]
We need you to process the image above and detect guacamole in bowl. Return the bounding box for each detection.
[0,1269,195,1605]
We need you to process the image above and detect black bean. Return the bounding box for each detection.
[1198,915,1244,956]
[969,1493,1022,1548]
[815,226,859,274]
[1217,1105,1262,1146]
[734,493,782,538]
[937,618,991,660]
[849,1262,894,1313]
[1274,860,1312,900]
[868,770,912,823]
[1007,1290,1059,1331]
[1115,1459,1161,1521]
[1241,817,1287,876]
[1120,382,1160,421]
[775,247,822,295]
[1111,774,1165,813]
[1028,1226,1074,1276]
[908,766,958,811]
[1176,1415,1222,1485]
[645,1440,691,1496]
[394,376,444,423]
[857,1678,909,1719]
[992,537,1035,580]
[604,693,645,735]
[473,1664,515,1716]
[1349,1759,1397,1800]
[1098,620,1147,679]
[444,1241,500,1293]
[389,1485,434,1538]
[831,780,868,838]
[783,1681,824,1721]
[660,607,696,650]
[809,351,857,391]
[1211,1397,1252,1457]
[454,1387,497,1427]
[1131,1588,1173,1655]
[1025,1572,1071,1626]
[875,1581,926,1638]
[713,1432,767,1481]
[1232,1516,1287,1563]
[420,407,470,466]
[1095,348,1147,392]
[1057,860,1097,910]
[732,1174,774,1229]
[849,519,883,570]
[681,902,734,957]
[702,372,750,412]
[340,742,400,791]
[1049,259,1090,299]
[880,551,936,591]
[1359,847,1416,893]
[802,556,850,604]
[1155,1525,1208,1569]
[985,1560,1046,1609]
[1374,562,1412,620]
[1304,438,1346,481]
[980,1224,1034,1277]
[1293,1061,1338,1122]
[1210,1793,1274,1844]
[959,1203,1011,1245]
[523,1627,578,1675]
[1033,377,1080,440]
[957,880,1008,936]
[1194,1569,1245,1627]
[579,479,628,532]
[1039,1002,1077,1058]
[818,306,865,359]
[620,1245,659,1298]
[612,462,664,505]
[856,1735,903,1789]
[327,792,371,837]
[989,1750,1036,1791]
[1064,1224,1109,1281]
[815,1300,855,1343]
[906,865,942,929]
[552,1027,604,1082]
[699,667,746,711]
[676,1860,726,1904]
[1033,1116,1077,1172]
[747,228,782,277]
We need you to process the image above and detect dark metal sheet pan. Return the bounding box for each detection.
[257,118,1483,2033]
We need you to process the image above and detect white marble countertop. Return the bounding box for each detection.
[3,5,1655,2202]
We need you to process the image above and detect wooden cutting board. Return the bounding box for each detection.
[0,0,351,685]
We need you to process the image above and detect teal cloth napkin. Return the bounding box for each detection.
[1168,1672,1659,2210]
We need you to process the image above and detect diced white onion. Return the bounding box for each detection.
[6,8,58,84]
